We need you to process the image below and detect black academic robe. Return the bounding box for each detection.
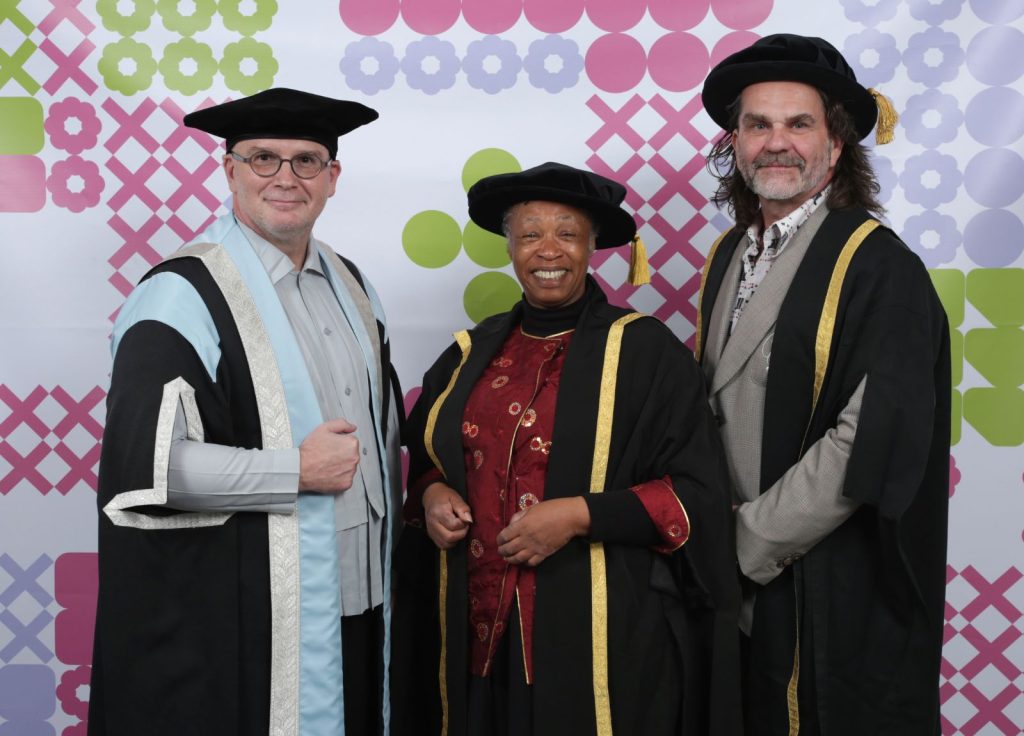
[698,208,951,735]
[392,280,742,736]
[89,251,396,736]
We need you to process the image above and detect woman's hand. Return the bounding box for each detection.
[423,482,474,550]
[496,497,590,566]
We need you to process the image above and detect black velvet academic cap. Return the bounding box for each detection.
[702,34,877,140]
[182,87,378,160]
[467,162,637,249]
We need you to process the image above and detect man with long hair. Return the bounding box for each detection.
[695,34,950,735]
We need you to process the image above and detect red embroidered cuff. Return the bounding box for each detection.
[630,477,690,553]
[403,467,443,527]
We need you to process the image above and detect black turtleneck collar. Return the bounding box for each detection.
[519,277,595,337]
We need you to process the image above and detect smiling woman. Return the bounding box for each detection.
[391,161,742,736]
[504,200,594,309]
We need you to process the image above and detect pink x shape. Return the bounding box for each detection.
[0,386,49,438]
[107,213,166,298]
[159,97,221,155]
[39,37,96,95]
[38,0,94,35]
[163,155,223,213]
[50,386,105,440]
[960,567,1023,624]
[957,622,1021,681]
[646,151,709,211]
[52,441,100,494]
[585,94,647,153]
[648,94,709,151]
[0,441,51,494]
[102,98,160,155]
[106,155,164,212]
[957,681,1020,735]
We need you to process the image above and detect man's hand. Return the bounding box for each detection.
[423,482,473,550]
[496,497,590,567]
[298,419,360,493]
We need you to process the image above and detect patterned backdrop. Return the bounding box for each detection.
[1,1,1022,733]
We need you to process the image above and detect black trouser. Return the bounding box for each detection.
[467,600,533,736]
[342,604,385,736]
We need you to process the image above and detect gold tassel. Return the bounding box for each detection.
[868,87,898,145]
[628,234,650,286]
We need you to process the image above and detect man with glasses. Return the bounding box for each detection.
[89,88,401,736]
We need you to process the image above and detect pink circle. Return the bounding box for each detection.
[401,0,461,35]
[586,0,646,32]
[586,34,647,93]
[338,0,400,35]
[463,0,522,33]
[711,0,773,30]
[649,0,709,31]
[648,32,709,92]
[710,30,760,66]
[523,0,584,32]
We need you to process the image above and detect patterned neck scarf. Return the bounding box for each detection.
[729,186,830,333]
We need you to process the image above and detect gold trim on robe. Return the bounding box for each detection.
[425,329,473,736]
[589,312,646,736]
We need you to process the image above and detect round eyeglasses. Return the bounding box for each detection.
[228,150,330,179]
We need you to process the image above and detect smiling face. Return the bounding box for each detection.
[505,200,595,310]
[224,137,340,258]
[733,81,842,223]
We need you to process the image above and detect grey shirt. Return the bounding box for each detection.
[165,223,387,615]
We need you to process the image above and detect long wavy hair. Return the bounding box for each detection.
[706,89,885,228]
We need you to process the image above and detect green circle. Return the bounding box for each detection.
[96,0,155,36]
[463,220,510,268]
[99,39,158,95]
[461,148,520,193]
[220,0,277,35]
[157,0,216,35]
[220,38,278,95]
[402,210,462,268]
[463,272,521,324]
[159,39,217,94]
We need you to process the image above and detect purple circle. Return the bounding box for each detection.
[649,0,709,31]
[523,0,585,32]
[902,89,963,148]
[898,150,962,208]
[710,30,760,66]
[587,0,646,32]
[903,27,964,88]
[463,35,522,94]
[524,34,584,93]
[967,26,1024,86]
[340,37,399,94]
[964,209,1024,266]
[647,32,708,92]
[585,33,647,93]
[401,0,461,35]
[843,28,900,88]
[463,0,523,34]
[965,87,1024,146]
[338,0,399,34]
[711,0,772,29]
[969,0,1024,23]
[964,148,1024,208]
[901,209,962,267]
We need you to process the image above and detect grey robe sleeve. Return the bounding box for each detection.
[166,398,299,513]
[736,375,867,585]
